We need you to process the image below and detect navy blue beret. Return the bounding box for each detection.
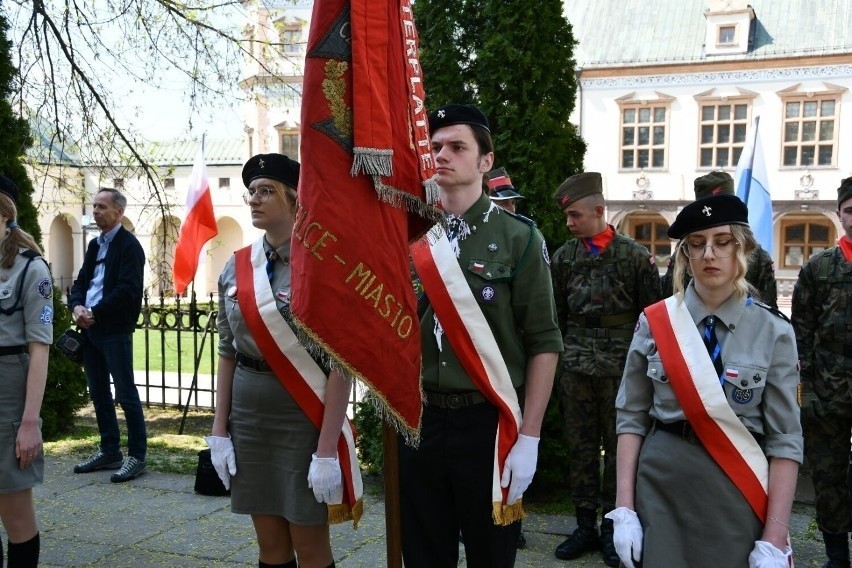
[667,194,749,239]
[428,104,490,134]
[242,153,300,190]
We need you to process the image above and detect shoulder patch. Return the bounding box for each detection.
[753,300,791,323]
[541,240,550,265]
[37,278,52,299]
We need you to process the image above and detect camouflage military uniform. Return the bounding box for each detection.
[551,229,662,515]
[792,246,852,534]
[660,244,778,307]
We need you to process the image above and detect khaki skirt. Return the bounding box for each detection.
[635,427,763,567]
[0,353,44,493]
[229,366,327,525]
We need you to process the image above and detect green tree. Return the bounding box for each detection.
[415,0,586,248]
[0,12,39,243]
[1,13,87,438]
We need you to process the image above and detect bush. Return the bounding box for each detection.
[41,290,88,440]
[352,395,385,474]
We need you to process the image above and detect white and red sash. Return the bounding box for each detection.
[644,296,768,522]
[235,240,363,526]
[411,225,524,526]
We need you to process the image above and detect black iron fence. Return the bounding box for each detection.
[133,292,219,411]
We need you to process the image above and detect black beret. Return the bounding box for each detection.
[553,172,602,209]
[0,175,19,203]
[693,171,734,200]
[428,104,490,134]
[838,177,852,208]
[667,194,748,239]
[242,153,300,190]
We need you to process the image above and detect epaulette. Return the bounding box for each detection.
[19,249,40,259]
[753,299,790,323]
[502,209,536,227]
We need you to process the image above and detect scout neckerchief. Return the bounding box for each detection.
[644,296,768,522]
[411,223,524,526]
[838,235,852,262]
[235,239,363,526]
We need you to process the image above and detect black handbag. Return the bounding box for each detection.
[56,327,86,363]
[194,449,230,496]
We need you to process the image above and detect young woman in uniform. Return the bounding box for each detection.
[207,154,357,568]
[608,194,802,567]
[0,175,53,567]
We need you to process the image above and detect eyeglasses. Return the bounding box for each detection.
[242,185,277,204]
[680,237,740,259]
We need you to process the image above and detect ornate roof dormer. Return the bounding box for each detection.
[704,0,755,56]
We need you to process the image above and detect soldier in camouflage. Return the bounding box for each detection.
[660,171,778,307]
[550,172,662,566]
[792,177,852,568]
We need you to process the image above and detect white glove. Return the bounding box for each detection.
[204,435,237,490]
[500,434,539,505]
[605,507,644,568]
[308,453,343,504]
[748,540,792,568]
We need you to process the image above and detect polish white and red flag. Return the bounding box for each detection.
[173,139,218,295]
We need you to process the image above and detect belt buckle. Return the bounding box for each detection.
[591,328,608,339]
[445,394,463,410]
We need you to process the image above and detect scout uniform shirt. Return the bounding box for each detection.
[420,193,562,393]
[217,238,292,360]
[616,281,803,463]
[0,247,54,347]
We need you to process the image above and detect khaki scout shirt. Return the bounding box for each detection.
[616,282,803,462]
[0,247,54,346]
[421,193,563,393]
[217,238,292,360]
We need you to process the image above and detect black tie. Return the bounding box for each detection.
[266,249,279,282]
[703,315,724,382]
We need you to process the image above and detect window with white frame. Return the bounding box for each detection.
[718,25,736,45]
[782,97,838,167]
[698,102,749,168]
[164,178,175,189]
[779,217,835,269]
[219,177,230,190]
[620,105,668,170]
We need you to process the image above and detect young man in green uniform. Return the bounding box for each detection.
[660,171,777,307]
[551,173,662,566]
[792,177,852,568]
[400,104,562,567]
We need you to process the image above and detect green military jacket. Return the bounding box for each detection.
[420,193,562,392]
[661,245,778,308]
[791,246,852,406]
[551,229,662,376]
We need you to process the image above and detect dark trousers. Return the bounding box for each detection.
[398,402,521,568]
[83,328,147,460]
[557,371,618,513]
[802,402,852,533]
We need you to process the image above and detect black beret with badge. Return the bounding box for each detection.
[0,175,19,203]
[242,153,300,190]
[693,171,734,200]
[837,176,852,208]
[667,194,749,239]
[428,104,490,134]
[486,167,524,201]
[553,172,602,209]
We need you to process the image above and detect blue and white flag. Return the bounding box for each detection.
[734,115,773,256]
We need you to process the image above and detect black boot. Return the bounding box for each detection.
[822,531,850,568]
[600,517,621,567]
[555,508,599,560]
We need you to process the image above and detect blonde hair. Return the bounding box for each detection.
[0,193,42,268]
[265,178,298,217]
[672,224,757,301]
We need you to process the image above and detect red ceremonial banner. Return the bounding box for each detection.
[291,0,438,441]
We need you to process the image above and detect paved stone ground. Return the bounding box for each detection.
[0,454,840,567]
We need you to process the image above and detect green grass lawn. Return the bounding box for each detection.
[133,329,217,375]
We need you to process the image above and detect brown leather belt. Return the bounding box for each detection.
[0,345,27,356]
[235,352,272,373]
[653,419,764,446]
